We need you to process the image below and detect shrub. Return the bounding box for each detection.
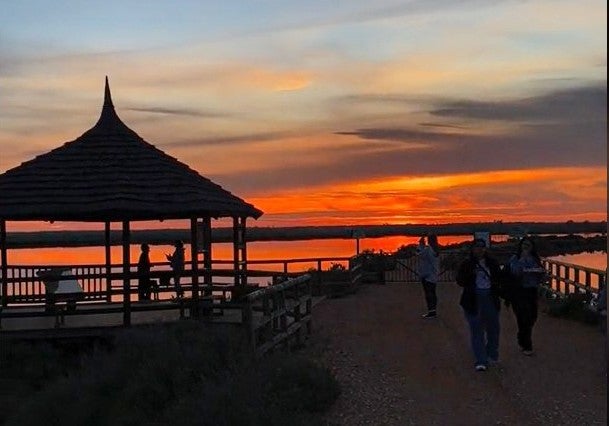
[544,292,600,325]
[327,262,346,271]
[2,322,340,426]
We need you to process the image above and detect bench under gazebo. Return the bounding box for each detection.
[0,77,263,326]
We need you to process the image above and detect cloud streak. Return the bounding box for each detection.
[430,84,606,122]
[164,131,291,148]
[125,106,228,118]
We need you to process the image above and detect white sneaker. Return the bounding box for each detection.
[488,357,499,365]
[475,364,487,371]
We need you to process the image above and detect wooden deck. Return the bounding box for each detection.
[0,273,323,361]
[0,296,326,334]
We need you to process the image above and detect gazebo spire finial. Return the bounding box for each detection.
[104,76,114,108]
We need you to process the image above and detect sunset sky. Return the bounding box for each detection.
[1,0,606,230]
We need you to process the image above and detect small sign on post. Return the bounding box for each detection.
[351,229,365,255]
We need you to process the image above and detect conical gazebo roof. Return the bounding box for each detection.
[0,78,263,222]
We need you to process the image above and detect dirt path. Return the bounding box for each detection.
[309,282,607,426]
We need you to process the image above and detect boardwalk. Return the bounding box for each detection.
[311,282,607,426]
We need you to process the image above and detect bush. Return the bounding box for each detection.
[265,355,340,413]
[161,354,340,426]
[544,292,600,325]
[1,322,340,426]
[327,262,346,271]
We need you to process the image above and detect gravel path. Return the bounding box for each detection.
[308,282,607,426]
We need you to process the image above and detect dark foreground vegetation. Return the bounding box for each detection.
[0,323,340,426]
[543,291,604,325]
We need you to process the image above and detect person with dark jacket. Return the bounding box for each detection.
[166,240,185,298]
[456,238,503,371]
[508,237,546,356]
[137,244,152,301]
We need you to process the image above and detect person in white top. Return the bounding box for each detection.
[417,234,440,318]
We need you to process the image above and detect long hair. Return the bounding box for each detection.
[427,234,440,256]
[516,237,541,265]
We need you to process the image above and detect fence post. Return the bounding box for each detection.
[242,300,256,353]
[293,296,302,347]
[305,283,312,335]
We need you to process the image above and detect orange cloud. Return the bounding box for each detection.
[249,167,607,225]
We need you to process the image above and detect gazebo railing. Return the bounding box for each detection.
[0,257,352,305]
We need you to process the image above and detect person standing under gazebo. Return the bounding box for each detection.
[167,241,185,298]
[137,244,152,301]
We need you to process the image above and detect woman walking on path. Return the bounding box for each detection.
[508,237,546,356]
[417,235,440,318]
[456,238,503,371]
[166,240,185,298]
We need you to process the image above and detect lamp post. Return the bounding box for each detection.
[352,229,365,255]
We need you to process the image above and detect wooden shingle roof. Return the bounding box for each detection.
[0,78,263,222]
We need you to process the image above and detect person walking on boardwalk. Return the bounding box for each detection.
[166,240,185,298]
[456,238,503,371]
[417,234,440,318]
[137,243,152,301]
[508,237,546,356]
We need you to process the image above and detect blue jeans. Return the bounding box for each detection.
[464,292,500,365]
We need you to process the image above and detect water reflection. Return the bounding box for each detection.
[6,235,606,272]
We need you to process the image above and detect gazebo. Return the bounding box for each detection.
[0,77,262,325]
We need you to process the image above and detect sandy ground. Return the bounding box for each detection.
[308,282,607,426]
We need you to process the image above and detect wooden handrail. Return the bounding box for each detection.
[541,258,605,275]
[245,274,311,301]
[540,258,605,297]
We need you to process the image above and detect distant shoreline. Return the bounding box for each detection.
[4,221,606,249]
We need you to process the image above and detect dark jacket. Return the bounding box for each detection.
[137,253,151,278]
[456,255,502,315]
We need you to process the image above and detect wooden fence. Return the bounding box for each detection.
[541,258,605,297]
[386,253,458,283]
[242,274,312,357]
[0,257,351,305]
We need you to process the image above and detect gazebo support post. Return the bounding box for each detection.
[232,216,247,287]
[202,217,212,296]
[1,220,7,307]
[190,217,199,318]
[240,217,247,286]
[233,217,239,286]
[122,220,131,326]
[105,221,112,302]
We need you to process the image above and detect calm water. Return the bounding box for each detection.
[5,235,482,265]
[6,234,605,270]
[548,251,606,271]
